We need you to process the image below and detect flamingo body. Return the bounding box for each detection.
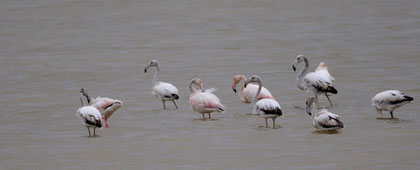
[153,82,179,101]
[312,109,344,130]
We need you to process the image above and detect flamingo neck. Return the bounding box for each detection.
[152,65,160,85]
[296,57,309,90]
[251,81,263,105]
[239,75,247,93]
[310,99,319,118]
[189,81,196,93]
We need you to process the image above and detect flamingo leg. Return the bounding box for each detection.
[272,118,276,129]
[202,113,205,120]
[172,100,178,109]
[87,128,91,137]
[104,117,109,128]
[390,111,394,118]
[208,113,211,119]
[375,107,383,118]
[265,119,268,128]
[324,92,333,107]
[162,100,166,110]
[93,127,96,136]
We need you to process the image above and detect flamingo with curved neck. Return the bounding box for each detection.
[232,74,274,104]
[144,60,179,109]
[292,55,337,107]
[245,75,282,129]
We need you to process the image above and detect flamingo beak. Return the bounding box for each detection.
[292,60,297,71]
[232,82,237,93]
[306,106,312,116]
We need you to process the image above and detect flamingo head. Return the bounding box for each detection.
[244,75,261,88]
[144,60,159,73]
[305,97,316,116]
[191,78,205,92]
[292,55,306,71]
[232,75,245,93]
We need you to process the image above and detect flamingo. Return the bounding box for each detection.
[144,60,179,110]
[371,90,414,118]
[305,97,344,131]
[244,75,282,129]
[80,88,123,128]
[76,93,102,136]
[232,74,274,104]
[189,78,225,120]
[292,55,337,106]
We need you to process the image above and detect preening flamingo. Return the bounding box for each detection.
[189,78,225,120]
[232,74,274,104]
[77,93,102,136]
[244,75,282,129]
[305,97,344,131]
[292,55,337,106]
[144,60,179,109]
[80,88,123,128]
[371,90,414,118]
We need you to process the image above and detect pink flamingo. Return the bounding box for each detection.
[189,78,225,120]
[80,88,123,128]
[232,74,274,104]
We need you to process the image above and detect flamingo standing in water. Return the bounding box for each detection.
[305,97,344,131]
[292,55,337,106]
[80,88,123,128]
[232,74,274,104]
[244,75,282,129]
[371,90,414,118]
[76,93,102,136]
[189,78,225,120]
[144,60,179,109]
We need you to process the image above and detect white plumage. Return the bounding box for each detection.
[232,74,274,104]
[144,60,180,109]
[76,106,102,136]
[371,90,414,118]
[292,55,337,106]
[306,97,344,131]
[189,78,225,120]
[245,75,282,129]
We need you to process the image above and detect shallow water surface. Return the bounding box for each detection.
[1,0,420,169]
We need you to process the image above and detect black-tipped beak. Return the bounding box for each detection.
[232,88,237,93]
[306,107,312,116]
[292,65,296,71]
[144,68,147,73]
